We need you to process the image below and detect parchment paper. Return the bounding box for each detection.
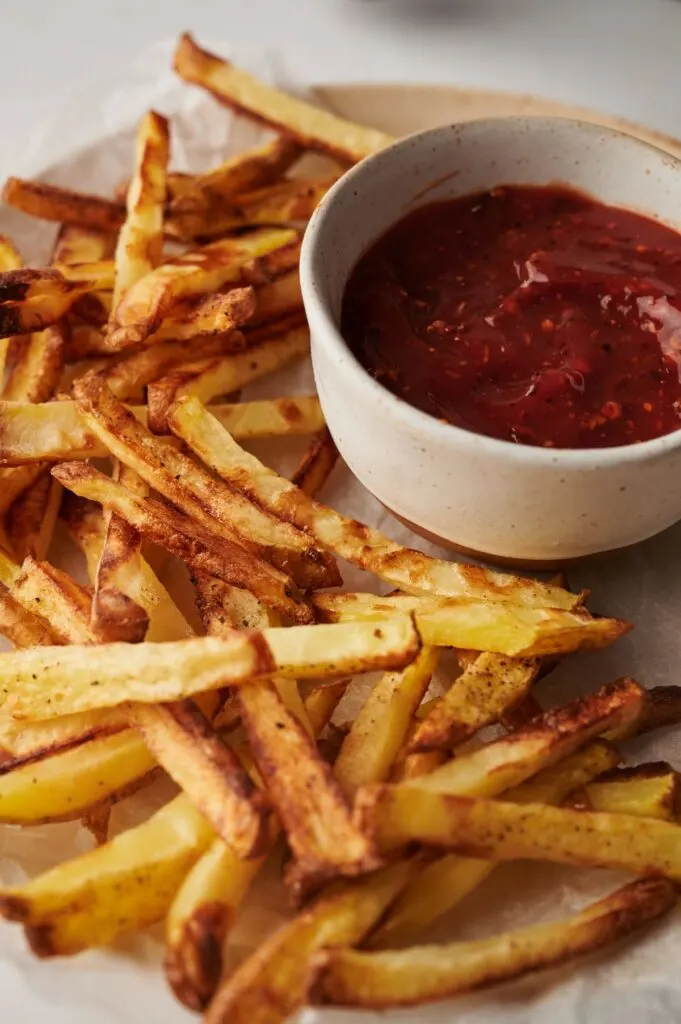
[1,38,681,1024]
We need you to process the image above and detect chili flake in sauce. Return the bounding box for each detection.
[341,184,681,448]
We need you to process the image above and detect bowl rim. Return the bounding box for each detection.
[300,114,681,469]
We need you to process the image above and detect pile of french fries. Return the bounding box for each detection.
[0,31,678,1024]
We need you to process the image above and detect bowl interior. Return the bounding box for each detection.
[305,116,681,328]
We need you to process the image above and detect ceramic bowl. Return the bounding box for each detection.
[300,117,681,565]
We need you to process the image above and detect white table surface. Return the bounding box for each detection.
[1,0,680,153]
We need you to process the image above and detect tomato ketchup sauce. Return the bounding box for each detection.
[341,184,681,448]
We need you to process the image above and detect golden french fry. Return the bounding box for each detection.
[167,175,338,240]
[334,648,439,799]
[6,469,62,560]
[0,730,156,825]
[204,860,417,1024]
[575,762,681,821]
[146,324,309,432]
[10,554,95,644]
[239,679,380,893]
[2,177,125,233]
[112,110,169,307]
[107,227,296,349]
[174,34,393,162]
[312,591,630,656]
[0,587,58,650]
[153,285,255,341]
[72,374,338,590]
[407,654,539,753]
[0,794,215,955]
[53,461,313,623]
[320,878,675,1008]
[292,426,339,496]
[52,224,115,265]
[0,615,420,720]
[248,268,302,326]
[169,396,584,611]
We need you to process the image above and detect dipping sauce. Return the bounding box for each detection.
[341,184,681,448]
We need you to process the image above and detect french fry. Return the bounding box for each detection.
[153,285,255,341]
[610,684,681,739]
[334,648,440,799]
[367,740,621,949]
[319,878,675,1008]
[0,706,128,773]
[0,464,46,517]
[107,227,296,349]
[72,374,338,590]
[292,426,339,496]
[312,591,630,656]
[10,554,95,644]
[0,587,59,649]
[3,324,65,403]
[90,462,149,643]
[53,461,314,622]
[0,615,421,720]
[168,136,303,216]
[174,34,394,163]
[128,700,270,859]
[6,469,62,560]
[167,175,338,241]
[2,177,125,232]
[146,324,309,432]
[204,860,418,1024]
[0,730,156,825]
[0,268,95,338]
[406,654,539,753]
[52,224,115,265]
[249,268,302,325]
[574,762,681,821]
[238,679,380,892]
[169,396,583,610]
[0,793,215,955]
[355,679,645,854]
[111,111,169,307]
[373,789,681,880]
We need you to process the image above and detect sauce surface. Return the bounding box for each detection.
[341,184,681,448]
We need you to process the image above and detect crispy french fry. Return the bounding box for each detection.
[320,878,675,1008]
[168,137,303,217]
[112,111,169,307]
[575,762,681,821]
[312,591,630,656]
[334,648,439,799]
[146,325,309,432]
[129,700,269,858]
[0,793,215,955]
[174,34,394,163]
[0,269,95,338]
[0,706,128,773]
[0,587,58,649]
[154,285,255,341]
[373,789,681,880]
[72,374,338,590]
[204,860,417,1024]
[9,554,95,644]
[53,461,314,622]
[52,224,115,265]
[2,177,125,233]
[249,268,302,325]
[169,397,583,610]
[0,615,420,720]
[6,469,61,562]
[368,740,621,949]
[406,654,539,753]
[0,730,156,825]
[238,679,380,892]
[610,684,681,739]
[2,324,65,403]
[167,175,337,240]
[107,227,296,349]
[292,426,339,496]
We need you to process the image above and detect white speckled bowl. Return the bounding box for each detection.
[301,117,681,565]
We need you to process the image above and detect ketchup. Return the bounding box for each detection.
[341,184,681,448]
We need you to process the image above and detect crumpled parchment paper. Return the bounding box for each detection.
[1,37,681,1024]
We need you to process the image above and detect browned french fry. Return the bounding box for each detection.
[0,587,58,649]
[0,615,420,720]
[128,700,270,859]
[2,324,65,403]
[238,679,380,893]
[169,396,583,610]
[146,324,309,432]
[53,461,312,622]
[174,34,393,162]
[112,111,169,307]
[167,175,337,241]
[319,879,676,1008]
[204,860,417,1024]
[6,469,62,560]
[10,554,95,644]
[72,374,338,590]
[52,224,115,265]
[292,426,339,496]
[2,177,125,232]
[151,285,255,342]
[250,268,302,325]
[107,227,296,349]
[573,762,681,821]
